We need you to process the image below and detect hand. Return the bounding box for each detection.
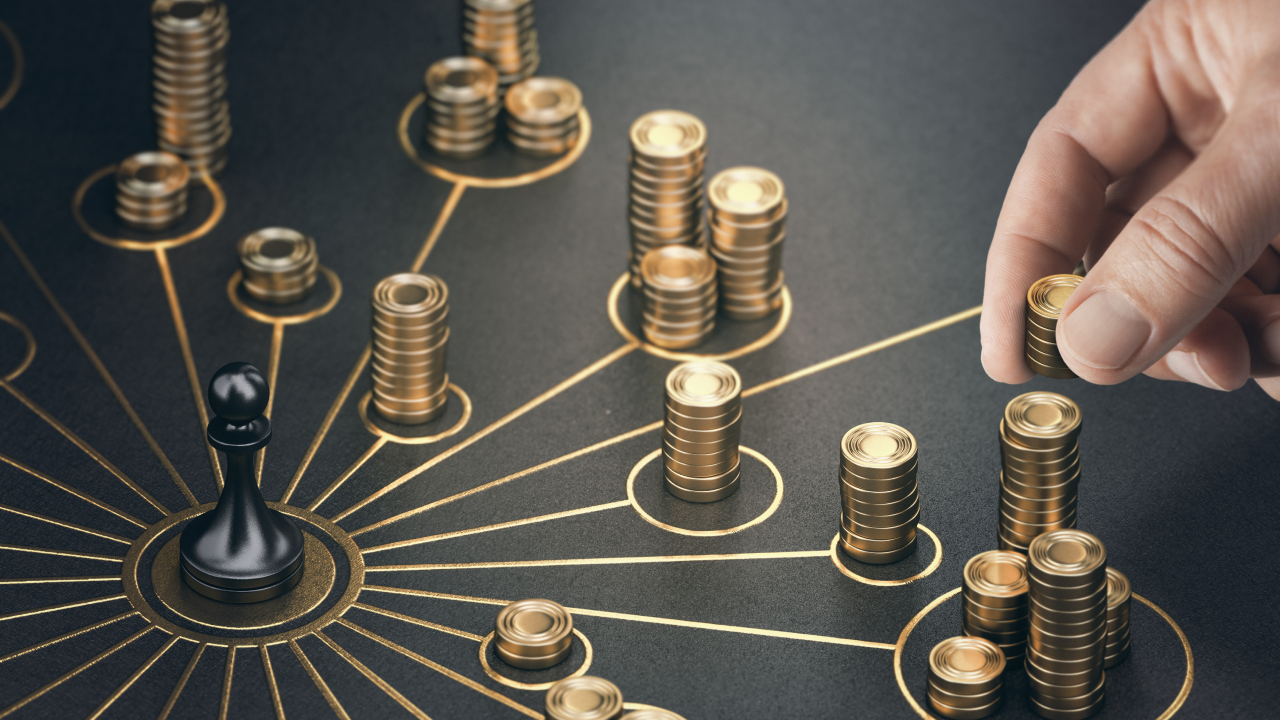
[980,0,1280,400]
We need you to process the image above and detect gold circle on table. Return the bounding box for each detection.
[827,527,941,587]
[892,587,1193,720]
[627,446,783,537]
[478,629,592,690]
[356,386,472,445]
[398,92,592,188]
[226,267,343,326]
[0,311,36,382]
[73,165,226,251]
[608,273,792,362]
[621,703,688,719]
[0,21,23,111]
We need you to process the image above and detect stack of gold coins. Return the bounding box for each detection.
[115,151,190,231]
[838,423,920,564]
[462,0,539,93]
[371,274,450,425]
[621,710,685,720]
[1025,275,1083,380]
[998,392,1082,554]
[494,599,573,670]
[504,77,582,157]
[663,362,742,503]
[639,246,717,349]
[237,228,319,305]
[627,110,708,289]
[962,551,1030,663]
[1026,530,1108,719]
[706,167,787,320]
[1104,568,1131,668]
[423,57,500,159]
[545,676,624,720]
[927,636,1005,719]
[151,0,231,176]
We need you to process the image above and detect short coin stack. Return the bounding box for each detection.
[838,423,921,564]
[706,167,787,320]
[370,273,450,425]
[237,228,319,305]
[627,110,708,289]
[1026,530,1108,719]
[663,362,742,503]
[962,550,1030,664]
[1025,274,1083,380]
[1104,568,1131,668]
[151,0,231,175]
[504,77,582,157]
[639,246,717,349]
[545,676,624,720]
[927,636,1005,719]
[115,151,190,231]
[493,598,573,670]
[423,56,500,159]
[462,0,539,93]
[621,709,685,720]
[998,392,1082,554]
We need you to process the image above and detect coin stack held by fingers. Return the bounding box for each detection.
[663,362,742,503]
[151,0,231,175]
[237,228,319,305]
[423,56,500,159]
[927,636,1006,720]
[371,274,450,425]
[707,167,787,320]
[962,550,1030,664]
[627,110,708,288]
[998,392,1082,553]
[838,423,921,564]
[462,0,539,93]
[504,77,582,157]
[1104,567,1131,668]
[493,599,573,670]
[1026,274,1082,380]
[115,151,190,231]
[545,676,624,720]
[640,246,718,349]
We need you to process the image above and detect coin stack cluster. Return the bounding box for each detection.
[370,273,450,425]
[151,0,231,176]
[493,599,573,670]
[423,57,500,159]
[663,362,742,503]
[927,636,1006,720]
[998,391,1082,554]
[504,77,582,156]
[962,550,1030,664]
[545,676,624,720]
[1025,274,1083,380]
[627,110,708,289]
[639,246,718,349]
[1026,530,1108,719]
[1104,568,1131,668]
[838,423,921,564]
[115,151,190,232]
[237,228,319,305]
[462,0,539,93]
[707,167,787,320]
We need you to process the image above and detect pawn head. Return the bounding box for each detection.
[209,362,269,423]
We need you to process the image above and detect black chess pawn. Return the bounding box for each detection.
[180,362,305,603]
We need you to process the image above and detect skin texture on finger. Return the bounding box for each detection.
[1143,306,1251,390]
[1085,139,1195,269]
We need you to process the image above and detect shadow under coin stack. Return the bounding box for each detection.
[707,167,787,320]
[999,391,1082,553]
[640,246,717,349]
[424,56,500,159]
[504,77,582,157]
[927,636,1006,719]
[237,228,319,305]
[494,598,573,669]
[462,0,539,94]
[627,110,708,288]
[115,151,190,231]
[663,362,742,503]
[1026,530,1108,719]
[1104,567,1131,668]
[151,0,231,175]
[545,676,624,720]
[838,423,920,564]
[962,550,1030,664]
[1025,274,1083,379]
[371,273,450,425]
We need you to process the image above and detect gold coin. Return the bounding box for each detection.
[1028,529,1105,582]
[840,422,918,479]
[1105,567,1131,611]
[1003,392,1081,449]
[927,690,1003,720]
[545,676,624,720]
[664,471,739,502]
[504,76,581,124]
[425,56,499,104]
[963,551,1029,608]
[620,710,686,720]
[1026,353,1078,380]
[841,536,917,564]
[664,362,741,417]
[641,245,716,293]
[629,110,707,165]
[1026,274,1082,329]
[706,166,786,222]
[928,636,1006,695]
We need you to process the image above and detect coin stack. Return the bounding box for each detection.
[640,246,718,349]
[707,167,787,320]
[423,56,500,159]
[151,0,231,176]
[1025,274,1083,380]
[494,599,573,670]
[998,392,1082,554]
[838,423,921,564]
[927,636,1005,720]
[237,228,319,305]
[504,77,582,157]
[545,676,624,720]
[663,362,742,503]
[371,273,450,425]
[115,151,190,231]
[962,550,1030,664]
[621,709,685,720]
[462,0,539,93]
[1104,568,1131,668]
[627,110,708,289]
[1026,530,1108,719]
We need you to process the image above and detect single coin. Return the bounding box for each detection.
[999,508,1076,538]
[665,362,742,418]
[706,167,786,222]
[963,551,1029,608]
[998,421,1076,462]
[664,472,739,503]
[963,610,1028,636]
[840,423,918,479]
[425,56,499,104]
[843,486,919,516]
[840,460,918,492]
[1025,331,1065,357]
[1028,530,1106,582]
[1027,671,1105,706]
[1030,594,1107,626]
[1025,315,1059,343]
[963,593,1028,621]
[641,245,716,293]
[1003,393,1082,449]
[1026,353,1079,380]
[841,504,920,540]
[840,536,917,564]
[1000,496,1078,524]
[1026,274,1083,329]
[839,526,916,552]
[629,110,707,166]
[928,636,1006,695]
[545,676,625,720]
[1105,567,1131,611]
[620,709,686,720]
[846,496,921,529]
[1026,645,1104,674]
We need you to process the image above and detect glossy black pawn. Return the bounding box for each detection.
[180,362,305,603]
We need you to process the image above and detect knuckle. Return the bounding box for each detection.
[1127,196,1247,301]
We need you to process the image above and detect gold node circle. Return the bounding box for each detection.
[478,629,593,690]
[607,273,792,362]
[73,165,226,251]
[627,446,784,537]
[226,267,343,326]
[892,587,1194,720]
[0,21,22,111]
[0,311,36,382]
[827,528,942,587]
[357,387,472,445]
[398,92,592,189]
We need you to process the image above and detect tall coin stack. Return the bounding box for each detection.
[627,110,708,289]
[423,57,500,159]
[493,599,573,670]
[504,77,582,157]
[663,362,742,503]
[838,423,921,564]
[115,151,190,231]
[706,167,787,320]
[927,636,1005,720]
[545,676,624,720]
[371,274,450,425]
[998,392,1082,554]
[237,228,319,305]
[1104,568,1131,668]
[1026,530,1108,719]
[963,550,1030,664]
[151,0,231,175]
[1025,274,1083,380]
[462,0,539,93]
[640,246,717,349]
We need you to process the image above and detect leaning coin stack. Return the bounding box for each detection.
[423,56,500,159]
[1025,274,1083,380]
[627,110,708,288]
[237,228,319,305]
[1104,568,1131,668]
[706,167,787,320]
[927,636,1005,719]
[962,550,1030,664]
[1026,530,1108,719]
[462,0,539,93]
[998,392,1082,554]
[115,151,190,231]
[504,77,582,156]
[663,362,742,503]
[545,676,624,720]
[494,598,573,670]
[151,0,231,175]
[370,273,450,425]
[640,246,718,349]
[838,423,921,564]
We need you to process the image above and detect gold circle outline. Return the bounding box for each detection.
[627,446,784,537]
[73,165,226,251]
[357,387,472,445]
[827,526,942,587]
[478,629,592,690]
[0,311,36,382]
[226,267,344,326]
[0,21,22,111]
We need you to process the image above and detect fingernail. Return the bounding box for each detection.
[1165,350,1226,391]
[1264,320,1280,365]
[1059,290,1151,370]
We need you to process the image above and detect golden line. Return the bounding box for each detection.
[894,588,962,720]
[368,548,831,572]
[350,603,484,642]
[0,544,124,563]
[87,634,180,720]
[314,629,432,720]
[0,624,155,719]
[1134,592,1195,720]
[0,503,133,544]
[0,594,127,623]
[257,322,286,485]
[289,639,351,720]
[0,611,136,665]
[361,501,630,554]
[410,182,466,273]
[281,343,371,504]
[260,645,286,720]
[157,642,205,720]
[0,450,147,528]
[218,646,235,720]
[0,576,119,586]
[0,21,24,111]
[308,437,388,512]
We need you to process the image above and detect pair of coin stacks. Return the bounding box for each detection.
[998,392,1082,554]
[627,110,708,288]
[639,246,717,349]
[151,0,231,175]
[927,636,1006,719]
[462,0,539,93]
[707,167,787,320]
[1104,567,1131,668]
[423,56,500,159]
[1026,274,1083,379]
[962,551,1030,663]
[237,228,319,305]
[1026,530,1108,719]
[505,77,582,156]
[494,599,573,669]
[663,362,742,503]
[115,151,190,231]
[370,273,450,425]
[838,423,921,564]
[545,676,623,720]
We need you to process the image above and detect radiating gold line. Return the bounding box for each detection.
[314,629,432,720]
[350,603,483,642]
[308,437,387,512]
[360,501,630,554]
[0,450,147,528]
[0,503,134,544]
[0,611,136,665]
[0,576,119,585]
[260,645,286,720]
[0,544,124,563]
[281,343,371,504]
[257,322,286,485]
[368,549,832,572]
[157,642,204,720]
[218,646,235,720]
[0,21,24,111]
[289,639,350,720]
[410,182,466,273]
[0,594,127,623]
[0,624,155,719]
[87,634,180,720]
